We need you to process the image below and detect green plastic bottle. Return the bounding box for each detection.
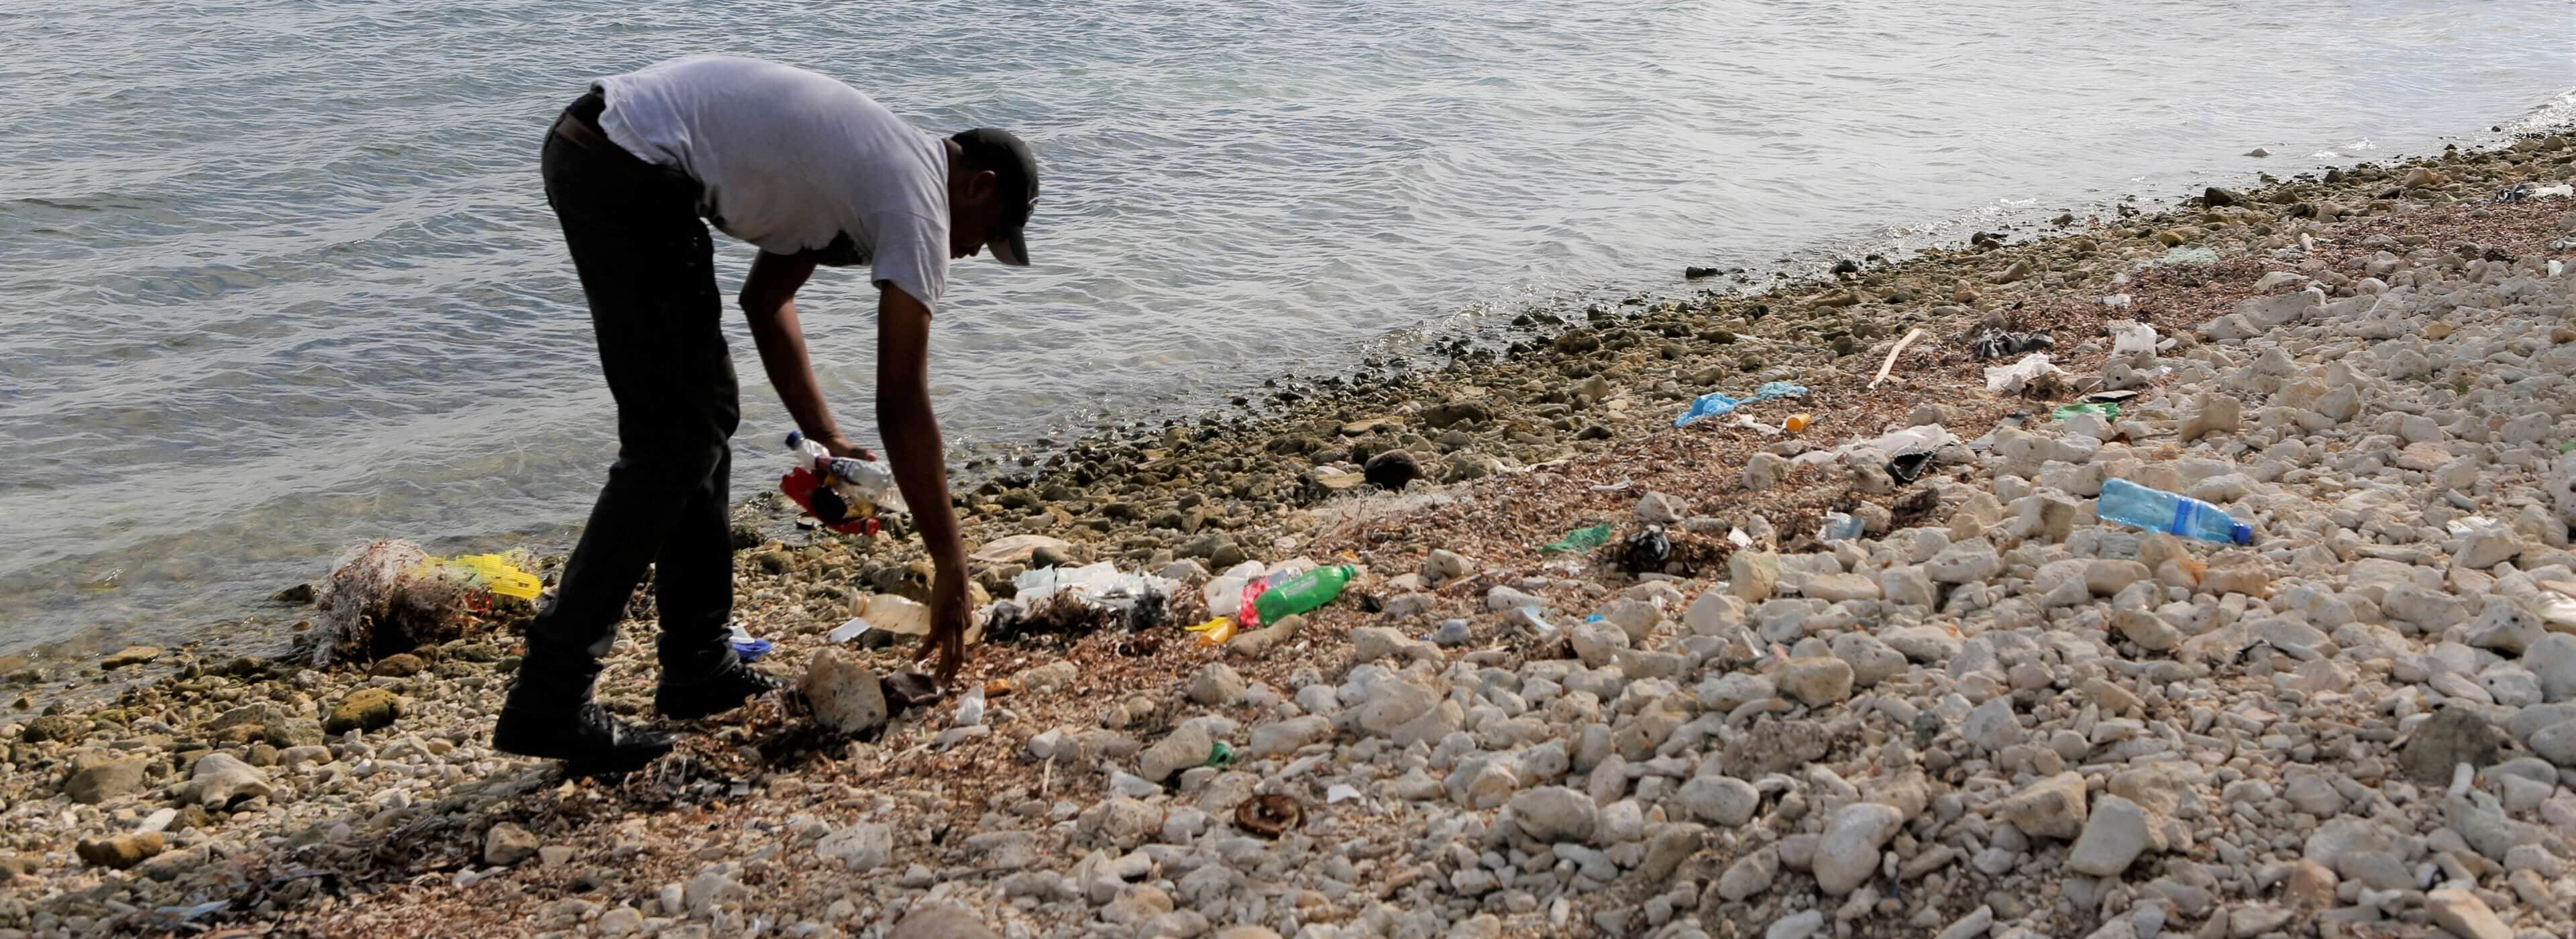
[1250,565,1355,626]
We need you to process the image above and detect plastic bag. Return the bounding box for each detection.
[1984,353,2064,394]
[1541,523,1612,554]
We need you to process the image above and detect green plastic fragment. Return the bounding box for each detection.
[1205,741,1235,767]
[1540,523,1612,555]
[2052,402,2121,421]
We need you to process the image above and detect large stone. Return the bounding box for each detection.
[1731,552,1781,602]
[1813,802,1904,895]
[816,823,894,872]
[1717,846,1780,900]
[2424,888,2512,939]
[1995,771,2088,840]
[100,646,162,669]
[483,822,540,867]
[1828,632,1904,687]
[2528,634,2576,703]
[62,756,148,805]
[1926,539,2003,584]
[1636,492,1687,525]
[889,901,1001,939]
[1246,715,1331,758]
[2065,795,2155,876]
[1187,663,1248,706]
[1140,720,1216,783]
[1509,787,1598,843]
[1679,775,1761,826]
[1777,657,1854,707]
[2398,706,2504,783]
[1801,573,1880,603]
[1963,696,2022,753]
[74,834,166,869]
[2178,393,2242,443]
[803,649,888,733]
[2111,610,2184,652]
[1880,565,1936,607]
[324,687,402,734]
[1421,549,1474,585]
[184,752,273,808]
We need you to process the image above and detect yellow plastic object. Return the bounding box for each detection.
[1783,413,1813,433]
[430,553,543,600]
[1187,616,1238,646]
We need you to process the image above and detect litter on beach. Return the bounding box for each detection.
[1540,522,1612,554]
[1984,352,2066,394]
[1674,381,1808,427]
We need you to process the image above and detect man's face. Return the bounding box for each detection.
[949,170,1000,260]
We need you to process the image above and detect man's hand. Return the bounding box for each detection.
[817,435,876,462]
[922,567,971,683]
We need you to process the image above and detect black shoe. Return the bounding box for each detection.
[493,702,674,773]
[654,658,782,720]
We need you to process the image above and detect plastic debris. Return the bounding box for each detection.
[880,671,941,709]
[1731,412,1781,436]
[953,685,987,727]
[2099,478,2251,545]
[1819,512,1863,541]
[1984,352,2066,394]
[988,562,1178,639]
[1326,783,1362,804]
[827,618,873,643]
[1620,527,1671,571]
[1886,451,1935,484]
[724,622,772,662]
[1204,741,1236,768]
[2053,402,2121,421]
[1783,413,1813,433]
[1234,794,1302,838]
[1591,478,1633,492]
[1185,616,1238,647]
[1870,327,1925,388]
[1674,392,1743,427]
[1541,523,1613,554]
[1677,382,1807,427]
[1968,330,2053,360]
[1248,565,1355,627]
[2110,322,2158,360]
[1726,527,1754,549]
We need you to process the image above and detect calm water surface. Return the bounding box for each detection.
[3,0,2571,655]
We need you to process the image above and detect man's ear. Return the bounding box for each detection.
[968,168,999,204]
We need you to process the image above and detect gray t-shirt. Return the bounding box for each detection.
[596,56,949,310]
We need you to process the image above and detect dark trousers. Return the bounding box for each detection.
[524,91,741,692]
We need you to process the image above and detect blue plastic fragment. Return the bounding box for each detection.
[1674,392,1742,427]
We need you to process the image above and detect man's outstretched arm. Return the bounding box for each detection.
[875,283,971,682]
[741,251,872,459]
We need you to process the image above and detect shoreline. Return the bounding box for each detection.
[5,111,2554,674]
[4,127,2575,937]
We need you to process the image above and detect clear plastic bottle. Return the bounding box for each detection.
[2097,478,2251,545]
[1249,565,1356,626]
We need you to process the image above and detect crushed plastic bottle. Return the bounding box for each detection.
[1247,564,1355,627]
[2097,478,2251,545]
[780,431,905,535]
[2053,402,2121,421]
[1818,512,1863,541]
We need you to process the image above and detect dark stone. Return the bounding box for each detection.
[1362,450,1421,491]
[1684,266,1719,279]
[1831,259,1860,274]
[2398,706,2504,784]
[21,714,83,743]
[268,583,316,604]
[2203,186,2242,207]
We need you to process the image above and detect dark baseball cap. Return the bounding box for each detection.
[951,128,1040,266]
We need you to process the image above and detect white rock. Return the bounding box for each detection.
[1509,787,1598,843]
[2425,887,2512,939]
[1421,549,1475,585]
[1717,846,1779,900]
[1778,657,1855,706]
[1140,721,1215,783]
[1994,771,2087,840]
[803,649,888,733]
[1813,802,1904,894]
[184,753,274,808]
[816,823,893,872]
[1765,911,1824,939]
[1636,492,1687,525]
[2065,795,2155,876]
[1187,663,1248,706]
[1964,696,2023,752]
[1679,774,1761,826]
[1926,539,2003,584]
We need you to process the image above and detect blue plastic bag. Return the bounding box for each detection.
[1674,392,1742,427]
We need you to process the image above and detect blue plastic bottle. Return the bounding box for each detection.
[2097,478,2251,545]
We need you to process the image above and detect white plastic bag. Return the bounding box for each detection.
[1984,353,2064,394]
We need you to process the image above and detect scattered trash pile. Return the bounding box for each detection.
[307,540,539,669]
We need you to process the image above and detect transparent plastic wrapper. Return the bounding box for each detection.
[1984,353,2065,394]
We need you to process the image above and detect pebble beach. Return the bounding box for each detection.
[5,131,2576,939]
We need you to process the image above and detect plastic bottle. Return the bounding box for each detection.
[783,431,907,528]
[1249,564,1355,626]
[2097,478,2251,545]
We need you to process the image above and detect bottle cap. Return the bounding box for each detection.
[2229,522,2253,545]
